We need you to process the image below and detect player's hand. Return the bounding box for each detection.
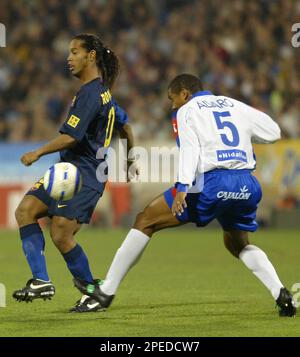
[126,159,140,182]
[21,151,40,166]
[172,192,187,216]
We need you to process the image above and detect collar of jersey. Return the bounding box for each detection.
[172,90,213,115]
[191,90,212,98]
[82,77,102,87]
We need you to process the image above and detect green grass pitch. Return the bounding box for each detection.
[0,227,299,337]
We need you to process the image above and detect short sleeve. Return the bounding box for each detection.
[176,106,201,186]
[114,103,129,130]
[60,88,99,142]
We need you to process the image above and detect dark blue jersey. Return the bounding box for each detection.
[59,78,128,191]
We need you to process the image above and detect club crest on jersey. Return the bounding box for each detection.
[172,114,180,147]
[30,178,44,191]
[217,185,251,201]
[172,119,178,134]
[67,114,80,128]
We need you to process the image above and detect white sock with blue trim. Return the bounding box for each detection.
[101,229,150,295]
[239,244,284,300]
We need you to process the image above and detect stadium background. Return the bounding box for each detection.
[0,0,300,337]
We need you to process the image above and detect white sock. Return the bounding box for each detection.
[239,244,283,300]
[101,229,150,295]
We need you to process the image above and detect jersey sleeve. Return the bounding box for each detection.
[176,107,201,187]
[240,102,281,144]
[59,88,99,142]
[114,103,129,129]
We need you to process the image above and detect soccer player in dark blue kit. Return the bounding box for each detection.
[13,34,138,312]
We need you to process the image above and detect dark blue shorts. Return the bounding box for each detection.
[164,169,262,232]
[26,178,105,224]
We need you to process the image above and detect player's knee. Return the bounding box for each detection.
[50,229,73,252]
[15,200,36,226]
[50,217,76,252]
[134,211,144,227]
[52,216,68,231]
[15,205,24,225]
[133,209,154,235]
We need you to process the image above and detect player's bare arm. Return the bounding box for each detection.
[118,123,140,181]
[118,123,134,155]
[21,134,76,166]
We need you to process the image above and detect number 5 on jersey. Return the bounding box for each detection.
[104,106,115,147]
[213,111,240,147]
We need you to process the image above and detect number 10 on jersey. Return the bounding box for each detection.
[104,106,115,147]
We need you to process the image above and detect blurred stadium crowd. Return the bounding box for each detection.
[0,0,299,143]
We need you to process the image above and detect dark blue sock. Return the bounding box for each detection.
[20,223,50,281]
[63,244,94,283]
